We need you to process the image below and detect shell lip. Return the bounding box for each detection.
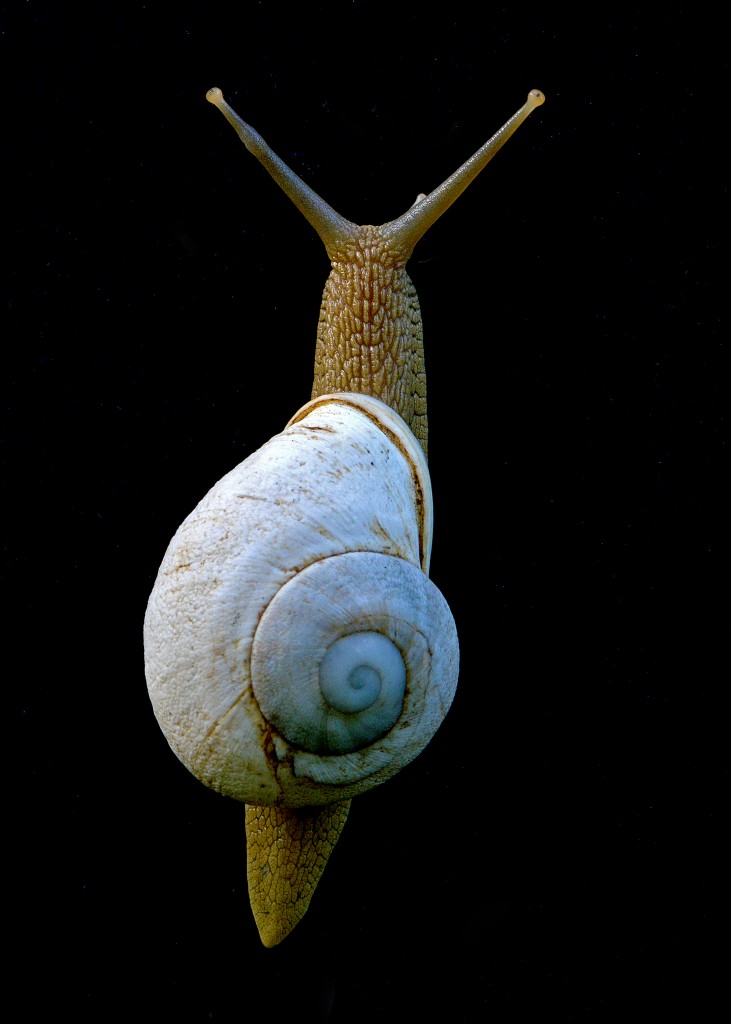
[286,392,433,573]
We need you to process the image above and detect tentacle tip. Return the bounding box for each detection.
[527,89,546,109]
[206,86,224,107]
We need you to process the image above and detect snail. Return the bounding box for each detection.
[144,85,545,947]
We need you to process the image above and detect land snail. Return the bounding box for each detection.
[144,85,545,946]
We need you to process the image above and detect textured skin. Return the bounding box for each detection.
[246,801,350,947]
[312,226,428,455]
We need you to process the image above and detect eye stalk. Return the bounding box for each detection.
[205,85,546,258]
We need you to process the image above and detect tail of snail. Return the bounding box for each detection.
[144,86,545,947]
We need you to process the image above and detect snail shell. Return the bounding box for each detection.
[144,393,459,808]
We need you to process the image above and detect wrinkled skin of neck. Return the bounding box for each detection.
[311,226,428,455]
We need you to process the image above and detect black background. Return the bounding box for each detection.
[4,3,725,1021]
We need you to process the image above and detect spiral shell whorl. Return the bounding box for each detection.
[250,547,456,773]
[262,621,407,756]
[321,633,399,714]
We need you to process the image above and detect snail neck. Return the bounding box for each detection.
[311,225,427,453]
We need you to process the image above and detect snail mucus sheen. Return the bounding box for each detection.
[143,86,545,946]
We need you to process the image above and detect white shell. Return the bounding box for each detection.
[144,393,459,808]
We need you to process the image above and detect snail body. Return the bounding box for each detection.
[144,86,544,946]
